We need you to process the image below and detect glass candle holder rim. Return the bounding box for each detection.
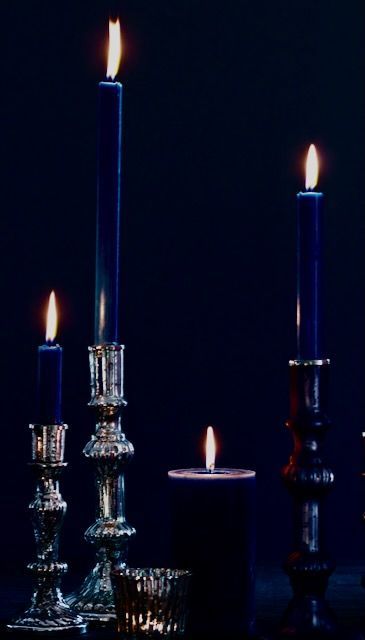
[111,567,192,580]
[168,468,256,479]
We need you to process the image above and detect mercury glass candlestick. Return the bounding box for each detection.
[280,359,337,638]
[66,344,135,623]
[7,424,86,634]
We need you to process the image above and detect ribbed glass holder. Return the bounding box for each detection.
[111,569,192,638]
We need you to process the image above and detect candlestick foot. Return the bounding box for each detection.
[279,553,337,638]
[279,603,337,639]
[66,540,135,623]
[7,586,87,634]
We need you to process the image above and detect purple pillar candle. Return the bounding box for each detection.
[296,144,324,360]
[36,291,62,425]
[95,19,123,345]
[168,428,256,639]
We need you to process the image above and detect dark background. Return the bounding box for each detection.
[0,0,364,580]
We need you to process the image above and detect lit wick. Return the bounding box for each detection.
[46,291,58,344]
[106,19,122,80]
[206,426,216,473]
[305,143,319,191]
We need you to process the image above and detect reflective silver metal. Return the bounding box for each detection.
[289,358,331,366]
[111,568,192,638]
[7,424,87,634]
[66,344,135,623]
[280,359,337,638]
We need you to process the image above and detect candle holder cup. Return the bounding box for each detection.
[111,568,192,638]
[279,359,337,638]
[66,343,135,623]
[7,423,86,634]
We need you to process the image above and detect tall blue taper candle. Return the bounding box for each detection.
[296,144,323,360]
[95,19,123,345]
[36,291,62,425]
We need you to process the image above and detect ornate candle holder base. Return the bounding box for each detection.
[66,552,123,623]
[7,424,86,635]
[66,344,136,623]
[7,579,87,634]
[279,557,337,638]
[279,359,337,639]
[66,512,135,623]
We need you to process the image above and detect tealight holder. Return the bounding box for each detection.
[111,568,192,638]
[66,343,136,623]
[7,423,86,634]
[280,359,337,638]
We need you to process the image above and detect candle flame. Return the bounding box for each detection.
[98,289,106,341]
[305,144,319,190]
[205,426,216,472]
[107,19,122,80]
[46,291,58,343]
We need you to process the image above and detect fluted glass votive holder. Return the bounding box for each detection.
[111,568,192,638]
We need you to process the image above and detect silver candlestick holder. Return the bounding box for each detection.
[7,423,87,634]
[66,343,136,623]
[280,359,337,638]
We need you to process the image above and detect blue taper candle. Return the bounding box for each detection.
[36,291,62,425]
[95,19,123,345]
[296,144,323,360]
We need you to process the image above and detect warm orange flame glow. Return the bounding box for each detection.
[305,144,319,190]
[107,19,122,80]
[46,291,58,342]
[205,426,216,472]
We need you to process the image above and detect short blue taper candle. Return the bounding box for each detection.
[36,292,62,425]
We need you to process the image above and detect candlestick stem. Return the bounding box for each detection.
[280,359,337,638]
[66,344,135,623]
[7,424,86,634]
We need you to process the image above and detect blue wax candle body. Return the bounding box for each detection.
[95,80,123,345]
[36,342,62,424]
[297,191,323,360]
[168,468,256,639]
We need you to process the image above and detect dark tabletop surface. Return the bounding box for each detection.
[1,567,364,640]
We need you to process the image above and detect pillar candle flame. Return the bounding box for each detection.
[106,19,122,80]
[46,291,58,343]
[305,144,319,190]
[206,426,216,472]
